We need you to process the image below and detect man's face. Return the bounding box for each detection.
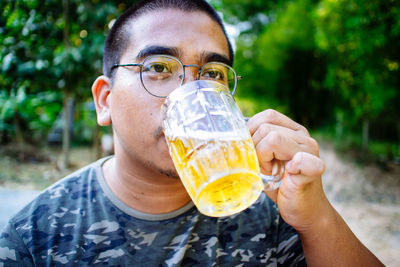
[110,8,230,177]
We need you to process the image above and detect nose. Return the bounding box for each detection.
[181,65,200,85]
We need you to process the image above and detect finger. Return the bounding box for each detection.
[286,152,325,178]
[251,123,319,156]
[255,131,302,164]
[252,123,298,144]
[247,109,309,137]
[260,158,285,176]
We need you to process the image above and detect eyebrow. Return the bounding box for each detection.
[136,46,181,60]
[135,45,232,66]
[201,52,232,67]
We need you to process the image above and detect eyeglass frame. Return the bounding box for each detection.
[111,54,242,98]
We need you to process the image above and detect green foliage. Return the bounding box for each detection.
[0,0,132,144]
[73,101,98,145]
[0,88,62,143]
[315,0,399,125]
[228,0,334,127]
[215,0,400,147]
[0,0,398,158]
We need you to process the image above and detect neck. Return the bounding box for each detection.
[102,154,191,214]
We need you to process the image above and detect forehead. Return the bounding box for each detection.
[122,8,229,61]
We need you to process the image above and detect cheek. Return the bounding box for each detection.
[111,85,164,144]
[111,77,146,123]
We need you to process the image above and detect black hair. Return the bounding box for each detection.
[103,0,234,79]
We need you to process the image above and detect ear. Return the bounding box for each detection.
[92,75,112,126]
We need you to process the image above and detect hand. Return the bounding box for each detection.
[248,109,384,266]
[247,109,328,232]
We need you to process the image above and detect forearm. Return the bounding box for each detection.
[299,204,383,267]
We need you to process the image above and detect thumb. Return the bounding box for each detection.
[286,152,325,185]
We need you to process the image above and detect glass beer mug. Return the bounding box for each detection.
[162,80,284,217]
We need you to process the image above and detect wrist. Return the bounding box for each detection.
[296,197,338,240]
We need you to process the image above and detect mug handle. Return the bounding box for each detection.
[262,158,286,191]
[245,116,285,191]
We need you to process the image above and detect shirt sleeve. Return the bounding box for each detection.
[276,216,307,266]
[0,221,34,266]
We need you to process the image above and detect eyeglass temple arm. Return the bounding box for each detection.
[111,63,143,69]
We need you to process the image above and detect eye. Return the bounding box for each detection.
[144,62,171,73]
[201,69,225,81]
[200,63,230,82]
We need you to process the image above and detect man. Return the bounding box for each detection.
[0,0,383,266]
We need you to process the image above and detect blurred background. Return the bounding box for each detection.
[0,0,399,265]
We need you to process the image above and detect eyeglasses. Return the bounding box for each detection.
[111,55,241,98]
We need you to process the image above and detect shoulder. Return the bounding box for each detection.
[0,157,118,265]
[13,158,105,222]
[6,157,110,238]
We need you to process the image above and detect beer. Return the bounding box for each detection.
[166,136,263,217]
[162,80,274,217]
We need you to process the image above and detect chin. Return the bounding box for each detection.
[159,168,180,179]
[143,154,180,179]
[158,159,180,178]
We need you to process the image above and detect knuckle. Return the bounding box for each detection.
[298,125,310,136]
[306,137,319,154]
[318,159,326,175]
[266,131,282,147]
[292,152,305,165]
[255,142,273,164]
[291,152,313,172]
[255,138,268,153]
[258,123,271,136]
[264,109,278,123]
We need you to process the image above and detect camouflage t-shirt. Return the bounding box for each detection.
[0,157,305,266]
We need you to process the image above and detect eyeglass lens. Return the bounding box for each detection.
[140,55,236,97]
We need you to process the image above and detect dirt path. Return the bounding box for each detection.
[320,143,400,266]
